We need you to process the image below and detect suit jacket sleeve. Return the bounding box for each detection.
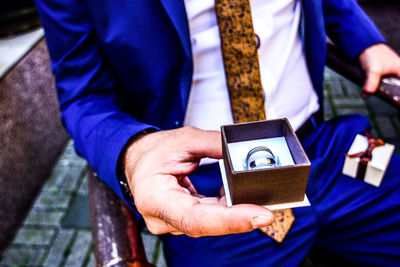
[36,0,159,205]
[322,0,386,59]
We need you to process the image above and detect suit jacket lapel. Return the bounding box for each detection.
[159,0,191,58]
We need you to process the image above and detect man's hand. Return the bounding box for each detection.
[359,43,400,94]
[123,126,273,237]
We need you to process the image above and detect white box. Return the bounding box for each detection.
[342,134,394,187]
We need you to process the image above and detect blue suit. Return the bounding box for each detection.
[36,0,400,265]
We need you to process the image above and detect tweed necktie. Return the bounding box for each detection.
[215,0,294,243]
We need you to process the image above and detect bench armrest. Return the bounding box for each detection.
[88,166,154,267]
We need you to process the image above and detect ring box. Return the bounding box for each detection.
[220,118,311,208]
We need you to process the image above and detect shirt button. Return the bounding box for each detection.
[255,34,260,49]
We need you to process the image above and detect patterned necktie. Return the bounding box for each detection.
[215,0,295,243]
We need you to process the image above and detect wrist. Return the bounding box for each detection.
[122,130,153,184]
[117,130,154,202]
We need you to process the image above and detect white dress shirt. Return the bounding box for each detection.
[183,0,320,164]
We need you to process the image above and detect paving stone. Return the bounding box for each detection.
[61,165,86,192]
[375,117,398,139]
[336,108,370,116]
[68,157,87,167]
[62,194,91,228]
[141,233,158,263]
[78,175,89,196]
[13,228,55,246]
[324,67,342,81]
[24,210,63,226]
[324,114,335,120]
[0,246,45,266]
[323,89,329,97]
[333,97,365,107]
[57,158,74,166]
[43,163,71,191]
[341,80,360,95]
[86,252,95,267]
[55,142,85,167]
[59,141,77,158]
[64,230,92,267]
[59,143,87,166]
[43,229,74,267]
[33,190,72,210]
[323,99,334,116]
[156,241,167,267]
[326,79,345,96]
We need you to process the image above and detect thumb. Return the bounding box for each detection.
[171,201,274,237]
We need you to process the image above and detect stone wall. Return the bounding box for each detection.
[0,39,69,255]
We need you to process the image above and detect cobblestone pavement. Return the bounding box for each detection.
[324,68,400,152]
[0,142,167,267]
[0,69,399,267]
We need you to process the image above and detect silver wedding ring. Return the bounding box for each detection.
[245,146,276,170]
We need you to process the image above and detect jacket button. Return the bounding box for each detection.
[255,34,260,49]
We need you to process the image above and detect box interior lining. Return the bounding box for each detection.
[223,119,309,168]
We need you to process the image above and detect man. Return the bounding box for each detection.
[36,0,400,265]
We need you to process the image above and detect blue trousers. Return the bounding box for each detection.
[160,115,400,267]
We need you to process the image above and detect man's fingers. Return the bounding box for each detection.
[170,231,185,235]
[144,216,182,235]
[363,70,381,94]
[141,179,273,237]
[147,127,222,176]
[139,175,273,237]
[359,43,400,94]
[181,127,222,160]
[178,176,198,195]
[164,196,273,237]
[128,125,272,238]
[188,203,272,237]
[219,186,225,197]
[198,196,221,204]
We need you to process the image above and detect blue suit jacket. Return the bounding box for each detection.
[36,0,384,204]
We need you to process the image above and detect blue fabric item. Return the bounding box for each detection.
[161,115,400,267]
[34,0,385,206]
[321,0,387,59]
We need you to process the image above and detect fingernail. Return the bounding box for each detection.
[360,91,372,99]
[251,214,273,228]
